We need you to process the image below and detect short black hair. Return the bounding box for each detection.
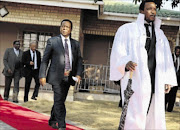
[175,46,180,52]
[13,40,20,45]
[139,0,156,11]
[60,19,73,30]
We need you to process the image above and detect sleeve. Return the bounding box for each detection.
[39,51,41,64]
[163,32,177,87]
[39,39,52,78]
[3,48,10,70]
[22,51,30,66]
[110,25,132,81]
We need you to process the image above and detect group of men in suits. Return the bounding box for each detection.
[3,40,41,103]
[2,16,180,129]
[3,19,83,130]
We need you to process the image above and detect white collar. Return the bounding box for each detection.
[136,13,161,29]
[30,49,35,53]
[60,34,70,41]
[13,47,19,51]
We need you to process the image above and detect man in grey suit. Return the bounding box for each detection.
[39,19,83,130]
[2,40,23,103]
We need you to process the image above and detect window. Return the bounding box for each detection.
[23,31,53,56]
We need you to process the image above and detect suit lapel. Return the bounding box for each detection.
[11,48,18,58]
[19,50,23,58]
[70,38,75,61]
[57,35,65,55]
[28,50,32,61]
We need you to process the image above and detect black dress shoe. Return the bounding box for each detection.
[31,97,37,100]
[49,122,58,129]
[24,100,28,102]
[13,100,19,103]
[59,128,66,130]
[4,97,8,101]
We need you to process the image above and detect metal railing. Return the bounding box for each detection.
[77,64,120,94]
[40,64,120,94]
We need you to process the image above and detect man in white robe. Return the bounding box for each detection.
[110,1,177,129]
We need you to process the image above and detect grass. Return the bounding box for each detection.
[21,100,180,130]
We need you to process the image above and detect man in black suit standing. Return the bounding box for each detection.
[165,46,180,112]
[2,40,23,103]
[22,41,41,102]
[39,19,83,130]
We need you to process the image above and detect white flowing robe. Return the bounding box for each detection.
[110,13,177,129]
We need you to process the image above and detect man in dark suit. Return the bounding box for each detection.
[39,19,83,130]
[165,46,180,112]
[22,41,41,102]
[2,40,23,103]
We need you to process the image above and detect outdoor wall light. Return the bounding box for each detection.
[0,6,9,17]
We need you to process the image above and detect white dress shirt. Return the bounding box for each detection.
[173,53,180,72]
[60,34,72,69]
[13,48,19,56]
[30,49,38,69]
[144,20,152,38]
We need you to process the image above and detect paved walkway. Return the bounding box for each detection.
[0,121,16,130]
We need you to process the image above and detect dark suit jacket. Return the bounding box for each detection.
[172,54,180,86]
[22,50,41,76]
[2,48,23,76]
[39,35,83,86]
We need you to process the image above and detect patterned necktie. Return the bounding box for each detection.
[144,24,151,52]
[64,39,71,70]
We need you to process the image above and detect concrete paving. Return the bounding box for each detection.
[0,121,16,130]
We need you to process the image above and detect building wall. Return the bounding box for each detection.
[83,35,113,65]
[0,23,22,86]
[83,10,125,36]
[0,22,62,87]
[0,1,82,87]
[161,26,180,52]
[83,10,179,51]
[0,2,179,87]
[0,2,81,41]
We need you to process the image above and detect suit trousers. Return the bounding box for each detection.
[49,79,70,128]
[165,74,179,112]
[4,69,20,99]
[24,69,40,101]
[165,86,178,112]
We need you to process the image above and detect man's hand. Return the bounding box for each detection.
[76,75,81,84]
[165,84,171,93]
[8,69,12,74]
[30,61,34,65]
[125,61,137,71]
[40,78,46,86]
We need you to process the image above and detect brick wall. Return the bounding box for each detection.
[161,26,179,52]
[0,2,81,40]
[83,10,125,36]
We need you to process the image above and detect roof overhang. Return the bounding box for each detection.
[1,0,103,10]
[1,0,179,26]
[99,12,180,26]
